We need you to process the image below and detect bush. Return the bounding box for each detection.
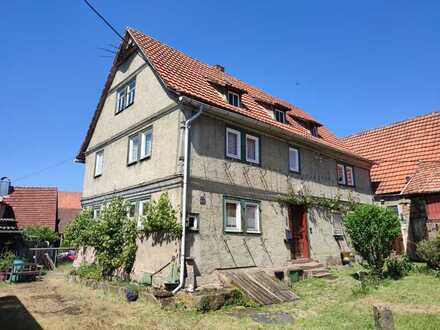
[72,263,103,281]
[386,255,413,279]
[343,204,401,276]
[417,235,440,270]
[0,250,15,272]
[23,226,59,247]
[140,193,181,242]
[62,208,95,248]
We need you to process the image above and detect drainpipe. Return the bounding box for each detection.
[173,97,204,294]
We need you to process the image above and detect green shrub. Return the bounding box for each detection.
[140,193,181,242]
[72,263,103,281]
[417,235,440,270]
[386,255,413,279]
[23,226,59,246]
[62,208,95,248]
[224,288,257,308]
[343,204,401,276]
[0,250,15,272]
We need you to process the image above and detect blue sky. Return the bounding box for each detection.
[1,1,439,191]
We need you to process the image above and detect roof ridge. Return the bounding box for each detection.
[342,111,440,140]
[12,186,57,190]
[127,27,303,114]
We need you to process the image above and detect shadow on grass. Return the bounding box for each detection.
[0,295,43,330]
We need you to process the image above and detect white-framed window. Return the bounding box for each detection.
[115,78,136,113]
[138,200,149,228]
[128,134,140,164]
[126,80,136,107]
[187,213,199,231]
[94,150,104,177]
[245,134,259,164]
[345,166,355,186]
[93,207,101,219]
[127,202,136,218]
[226,128,241,159]
[289,147,300,173]
[245,202,260,233]
[140,129,153,159]
[224,199,241,232]
[337,164,346,185]
[310,126,319,137]
[274,109,286,124]
[227,91,240,107]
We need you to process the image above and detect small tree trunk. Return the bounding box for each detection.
[373,304,395,330]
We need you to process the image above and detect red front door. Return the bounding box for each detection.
[288,205,310,259]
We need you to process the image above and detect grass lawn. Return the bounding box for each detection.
[1,265,439,329]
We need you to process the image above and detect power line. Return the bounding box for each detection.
[13,158,74,183]
[83,0,124,41]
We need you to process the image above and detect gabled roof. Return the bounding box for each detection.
[77,28,370,164]
[401,162,440,195]
[342,112,440,195]
[2,187,58,230]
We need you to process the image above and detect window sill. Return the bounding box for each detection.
[289,169,300,174]
[94,174,102,178]
[246,231,261,235]
[115,103,134,116]
[140,155,151,162]
[225,156,261,167]
[127,160,138,167]
[224,228,241,233]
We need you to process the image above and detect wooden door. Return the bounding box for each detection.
[288,205,310,259]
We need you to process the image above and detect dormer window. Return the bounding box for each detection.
[274,109,287,124]
[227,91,240,107]
[310,125,319,137]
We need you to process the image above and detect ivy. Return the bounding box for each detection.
[139,193,181,243]
[277,187,360,214]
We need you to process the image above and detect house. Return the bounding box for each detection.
[342,112,440,257]
[76,28,372,287]
[57,192,82,236]
[0,184,58,254]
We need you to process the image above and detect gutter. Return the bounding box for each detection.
[173,97,204,294]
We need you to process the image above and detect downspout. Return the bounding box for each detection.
[173,97,204,294]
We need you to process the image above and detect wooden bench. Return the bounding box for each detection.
[6,263,43,283]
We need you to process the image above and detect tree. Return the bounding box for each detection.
[23,226,59,247]
[343,204,401,276]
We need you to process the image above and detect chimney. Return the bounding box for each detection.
[213,64,225,72]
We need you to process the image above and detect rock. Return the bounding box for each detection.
[373,304,395,330]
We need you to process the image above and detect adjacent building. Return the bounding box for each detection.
[342,112,440,257]
[76,28,373,286]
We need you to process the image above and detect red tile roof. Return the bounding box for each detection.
[401,162,440,195]
[2,187,58,230]
[342,112,440,195]
[77,28,370,163]
[57,192,82,233]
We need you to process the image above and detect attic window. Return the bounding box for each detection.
[116,78,136,114]
[310,126,319,137]
[227,91,240,107]
[274,109,287,124]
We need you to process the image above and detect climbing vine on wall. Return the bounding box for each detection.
[277,186,360,214]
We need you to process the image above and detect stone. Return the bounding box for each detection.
[373,304,395,330]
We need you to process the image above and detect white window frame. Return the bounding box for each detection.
[289,147,300,173]
[187,213,199,231]
[245,134,260,164]
[337,164,346,185]
[128,134,140,164]
[226,128,241,159]
[127,202,137,219]
[224,199,242,232]
[94,150,104,177]
[345,165,355,187]
[244,202,260,233]
[140,129,153,160]
[227,91,240,107]
[93,207,101,219]
[137,200,149,228]
[115,78,136,113]
[274,109,286,124]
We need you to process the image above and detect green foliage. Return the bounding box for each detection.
[386,255,413,279]
[63,198,138,277]
[140,193,181,242]
[224,288,258,308]
[417,234,440,270]
[0,250,15,272]
[278,188,359,214]
[92,198,138,277]
[23,226,59,246]
[343,204,401,276]
[62,208,95,248]
[71,263,103,281]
